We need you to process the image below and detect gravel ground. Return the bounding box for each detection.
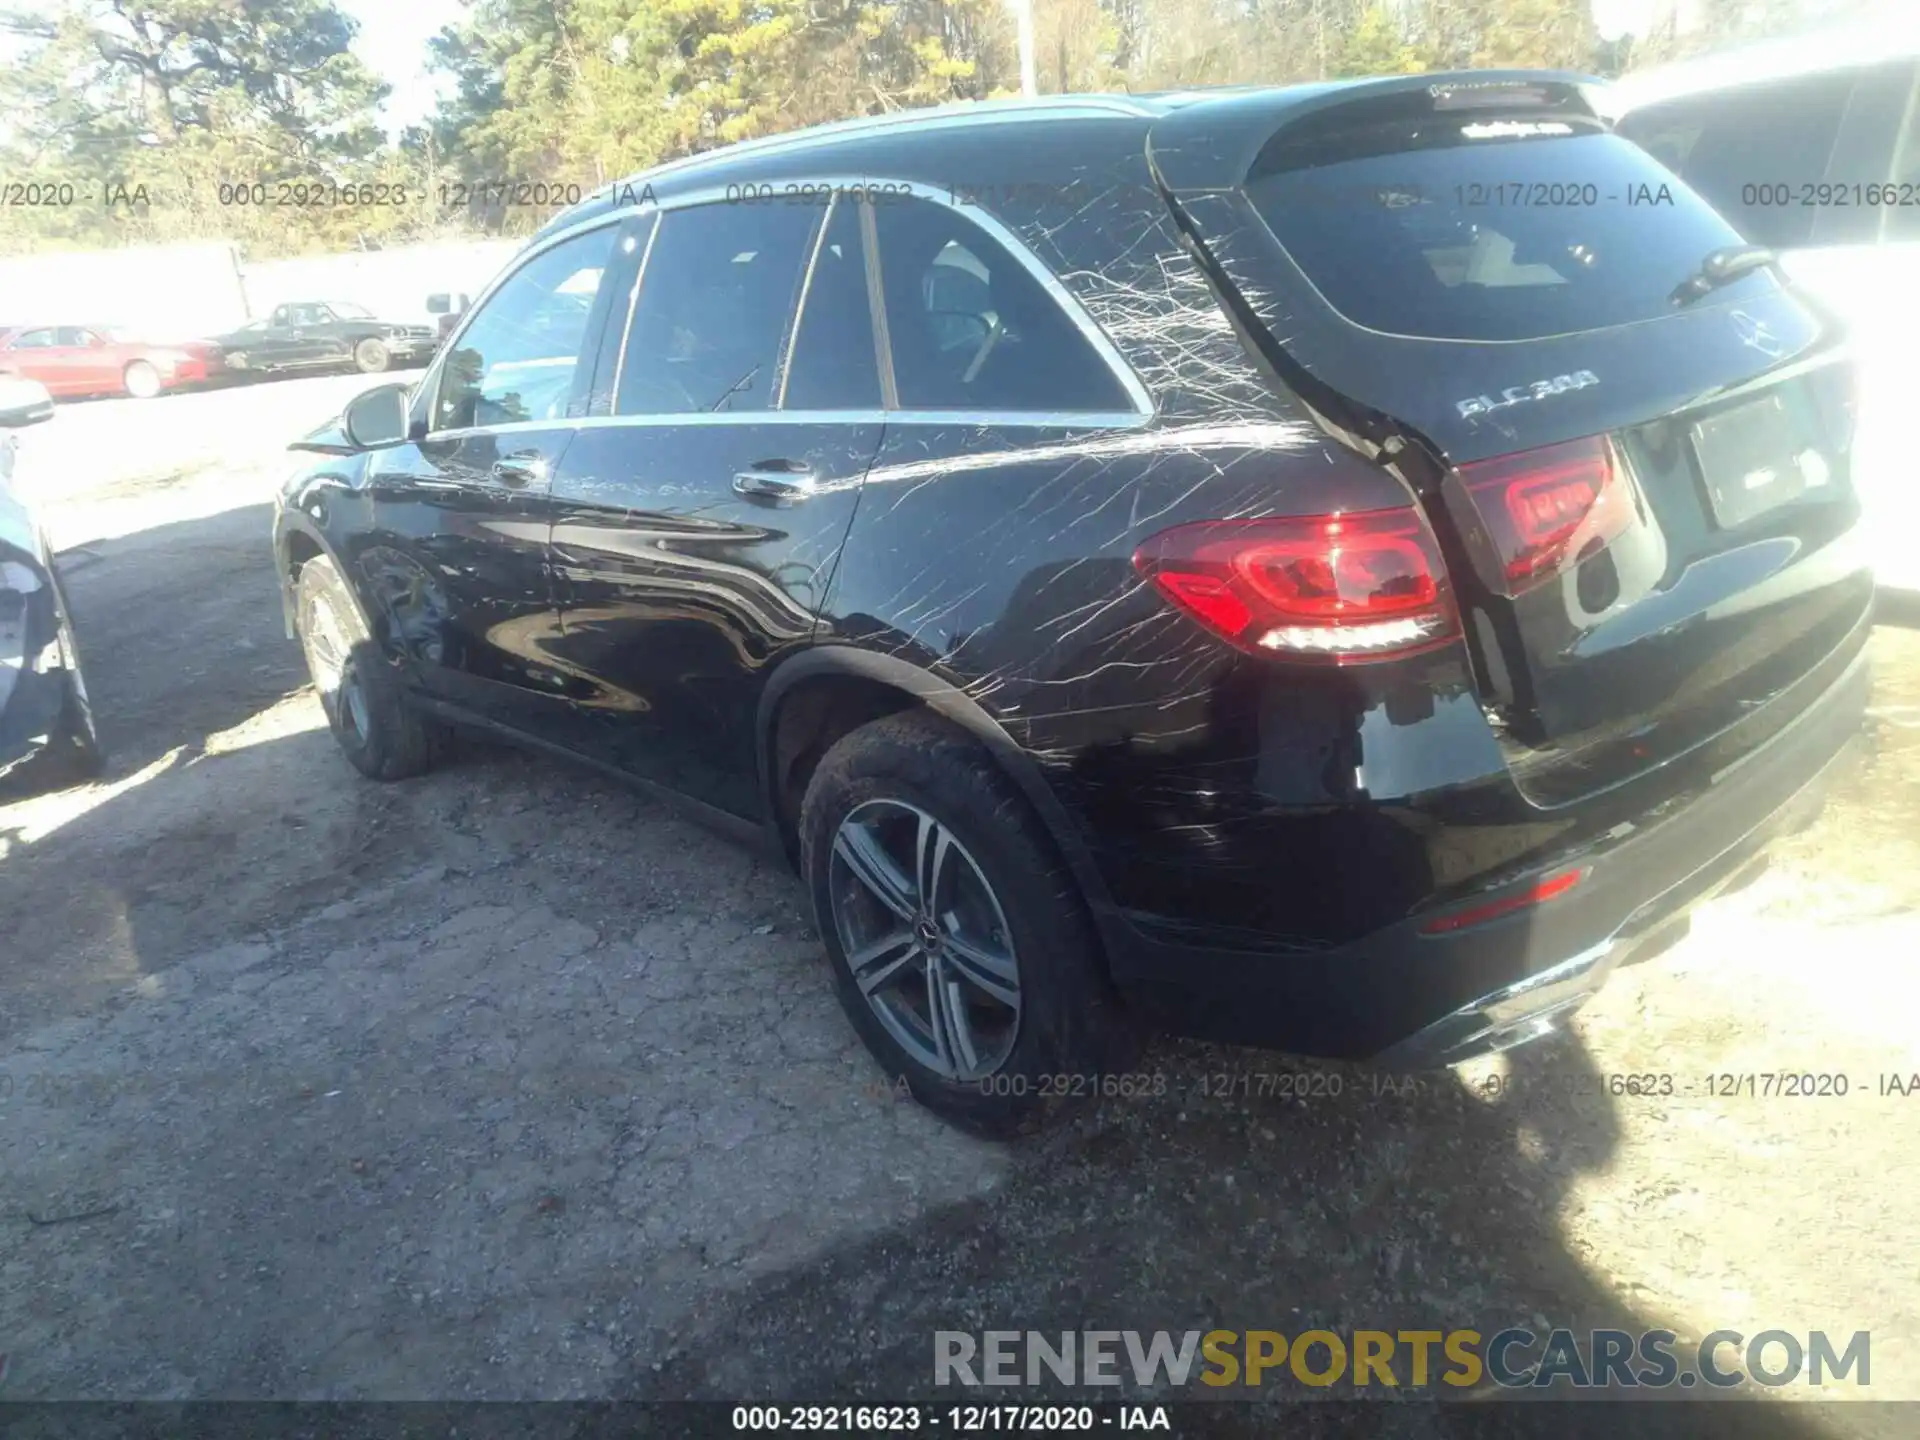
[0,375,1915,1430]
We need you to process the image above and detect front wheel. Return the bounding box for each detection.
[353,338,392,374]
[799,711,1137,1133]
[123,361,162,399]
[295,553,442,780]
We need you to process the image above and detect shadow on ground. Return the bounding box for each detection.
[0,483,1902,1436]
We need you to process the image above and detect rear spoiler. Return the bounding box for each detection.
[1144,70,1608,194]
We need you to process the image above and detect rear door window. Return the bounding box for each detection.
[1247,125,1773,341]
[869,196,1135,413]
[1615,71,1856,248]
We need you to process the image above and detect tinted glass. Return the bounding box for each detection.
[871,197,1133,412]
[1616,73,1853,249]
[782,198,880,410]
[1249,127,1774,341]
[56,328,91,346]
[617,203,818,415]
[434,225,619,432]
[11,329,57,348]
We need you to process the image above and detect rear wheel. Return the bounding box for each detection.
[122,361,161,399]
[295,553,441,780]
[799,711,1136,1132]
[353,338,391,374]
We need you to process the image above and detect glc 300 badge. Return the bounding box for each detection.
[1455,369,1599,420]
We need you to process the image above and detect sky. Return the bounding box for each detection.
[337,0,465,135]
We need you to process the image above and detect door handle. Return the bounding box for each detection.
[732,460,817,501]
[491,452,549,488]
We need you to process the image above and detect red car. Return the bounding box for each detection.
[0,325,224,400]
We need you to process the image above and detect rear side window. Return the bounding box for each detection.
[870,197,1134,413]
[617,202,817,415]
[1616,71,1855,248]
[1247,126,1772,342]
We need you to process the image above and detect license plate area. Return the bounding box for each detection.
[1689,392,1825,530]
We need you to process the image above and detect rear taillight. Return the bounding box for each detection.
[1131,508,1459,664]
[1453,436,1634,597]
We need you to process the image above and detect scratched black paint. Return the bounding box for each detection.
[276,75,1872,1061]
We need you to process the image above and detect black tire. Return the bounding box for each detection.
[5,574,104,796]
[353,338,392,374]
[295,553,440,780]
[6,673,105,796]
[799,710,1138,1133]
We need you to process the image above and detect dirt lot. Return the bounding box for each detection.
[1,375,1916,1427]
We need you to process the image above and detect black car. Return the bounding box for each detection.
[213,302,436,377]
[274,75,1871,1128]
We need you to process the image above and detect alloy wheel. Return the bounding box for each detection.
[828,798,1022,1081]
[302,594,368,743]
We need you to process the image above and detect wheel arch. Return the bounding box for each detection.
[276,510,370,642]
[755,646,1123,952]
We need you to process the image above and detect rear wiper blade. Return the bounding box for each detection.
[1670,244,1776,306]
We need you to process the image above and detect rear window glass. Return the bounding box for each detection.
[1247,127,1774,341]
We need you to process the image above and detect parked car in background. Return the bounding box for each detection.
[0,325,224,399]
[0,376,102,792]
[211,302,436,378]
[1606,18,1920,598]
[276,78,1869,1128]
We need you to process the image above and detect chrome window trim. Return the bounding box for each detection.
[417,165,1156,438]
[607,212,661,412]
[419,407,1150,444]
[858,196,901,411]
[775,193,840,410]
[593,176,1151,421]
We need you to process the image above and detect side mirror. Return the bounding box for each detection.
[343,382,412,449]
[0,376,55,429]
[426,293,451,315]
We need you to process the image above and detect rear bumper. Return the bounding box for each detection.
[1104,643,1869,1066]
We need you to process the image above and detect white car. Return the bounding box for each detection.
[0,375,103,790]
[1604,19,1920,599]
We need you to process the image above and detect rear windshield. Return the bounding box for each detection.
[1247,124,1775,341]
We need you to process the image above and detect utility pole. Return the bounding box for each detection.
[1010,0,1039,97]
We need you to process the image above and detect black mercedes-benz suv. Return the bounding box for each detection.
[274,73,1872,1127]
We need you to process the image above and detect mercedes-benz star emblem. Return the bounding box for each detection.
[1730,309,1784,358]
